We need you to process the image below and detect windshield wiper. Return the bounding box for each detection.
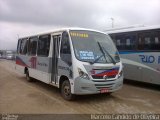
[90,42,107,65]
[97,42,116,65]
[90,54,104,65]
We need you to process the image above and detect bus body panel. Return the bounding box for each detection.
[16,55,52,83]
[120,52,160,85]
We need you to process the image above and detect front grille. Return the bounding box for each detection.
[92,75,116,79]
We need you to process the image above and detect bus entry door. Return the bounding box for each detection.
[51,35,61,84]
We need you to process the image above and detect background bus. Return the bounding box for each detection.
[15,28,123,100]
[6,50,15,60]
[0,50,15,60]
[107,25,160,85]
[0,50,6,59]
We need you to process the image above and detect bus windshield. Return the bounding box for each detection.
[70,30,120,64]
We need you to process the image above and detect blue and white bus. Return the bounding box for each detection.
[107,25,160,85]
[15,28,123,100]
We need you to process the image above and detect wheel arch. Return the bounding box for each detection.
[59,75,70,89]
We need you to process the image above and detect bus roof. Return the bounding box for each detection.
[105,25,160,34]
[19,27,107,39]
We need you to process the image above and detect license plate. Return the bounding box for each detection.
[100,88,109,93]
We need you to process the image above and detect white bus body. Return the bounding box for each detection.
[15,28,123,100]
[107,25,160,85]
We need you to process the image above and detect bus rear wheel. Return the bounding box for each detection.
[61,80,75,100]
[26,70,33,82]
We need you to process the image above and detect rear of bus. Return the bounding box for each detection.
[69,29,123,96]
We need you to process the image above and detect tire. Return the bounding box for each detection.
[61,80,75,100]
[26,70,33,82]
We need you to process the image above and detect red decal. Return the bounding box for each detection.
[16,60,27,67]
[95,70,118,77]
[29,57,37,69]
[16,57,28,67]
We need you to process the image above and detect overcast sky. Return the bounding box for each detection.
[0,0,160,50]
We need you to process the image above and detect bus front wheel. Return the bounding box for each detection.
[61,80,75,100]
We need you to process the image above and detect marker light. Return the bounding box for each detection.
[118,70,123,78]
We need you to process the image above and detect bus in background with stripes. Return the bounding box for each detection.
[15,28,123,100]
[107,25,160,85]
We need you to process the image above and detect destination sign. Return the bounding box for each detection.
[70,32,89,38]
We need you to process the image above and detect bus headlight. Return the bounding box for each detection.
[78,68,90,80]
[118,70,123,78]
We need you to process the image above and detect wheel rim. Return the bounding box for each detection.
[63,84,70,96]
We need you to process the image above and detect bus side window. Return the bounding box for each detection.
[144,37,151,49]
[115,34,123,50]
[138,33,145,50]
[144,32,152,50]
[151,31,160,50]
[124,34,136,50]
[115,34,126,50]
[19,38,28,55]
[116,39,121,46]
[28,37,38,56]
[60,32,72,66]
[138,32,152,50]
[114,33,136,51]
[153,37,160,50]
[38,35,51,57]
[17,39,21,54]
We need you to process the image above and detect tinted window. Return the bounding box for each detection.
[144,32,152,50]
[151,31,160,50]
[19,38,28,55]
[115,34,126,50]
[37,35,51,57]
[115,33,136,50]
[60,32,71,54]
[138,31,160,50]
[111,29,160,51]
[60,32,72,65]
[124,34,136,50]
[28,37,38,56]
[138,33,144,50]
[17,39,21,54]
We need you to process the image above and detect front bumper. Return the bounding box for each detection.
[73,76,123,95]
